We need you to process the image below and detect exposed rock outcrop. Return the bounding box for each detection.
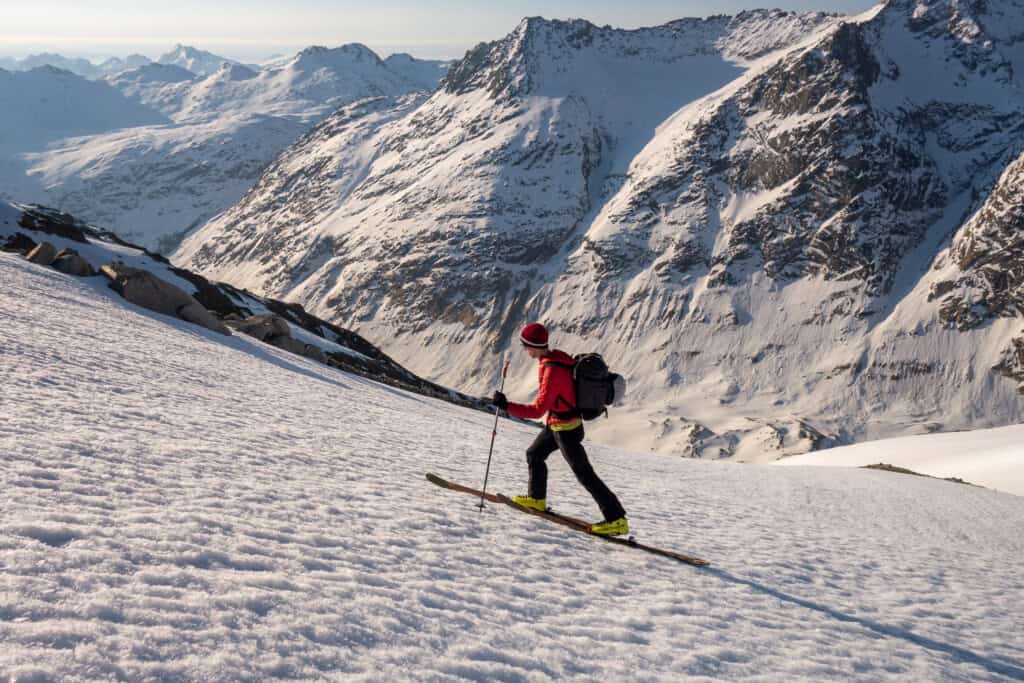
[26,242,57,266]
[2,233,36,253]
[52,248,95,277]
[227,314,291,341]
[2,198,487,419]
[100,263,231,336]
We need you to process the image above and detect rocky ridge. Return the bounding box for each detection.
[1,200,474,408]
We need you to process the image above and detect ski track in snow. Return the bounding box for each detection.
[2,253,1024,681]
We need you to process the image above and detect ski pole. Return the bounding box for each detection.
[479,357,510,511]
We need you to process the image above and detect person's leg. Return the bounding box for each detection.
[525,427,558,500]
[554,426,626,521]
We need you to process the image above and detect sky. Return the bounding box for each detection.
[0,0,881,62]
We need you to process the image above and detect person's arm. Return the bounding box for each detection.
[506,367,554,419]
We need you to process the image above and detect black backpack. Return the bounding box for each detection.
[553,353,624,420]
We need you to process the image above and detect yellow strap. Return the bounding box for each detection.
[549,418,582,432]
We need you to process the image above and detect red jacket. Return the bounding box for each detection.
[507,350,578,426]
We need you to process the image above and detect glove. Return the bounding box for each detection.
[491,391,508,411]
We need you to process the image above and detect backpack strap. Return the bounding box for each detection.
[550,394,578,420]
[543,360,578,419]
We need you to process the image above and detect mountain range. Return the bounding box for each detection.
[0,45,450,252]
[0,45,242,79]
[176,0,1024,458]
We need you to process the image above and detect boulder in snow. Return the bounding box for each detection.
[266,334,307,356]
[302,344,328,364]
[100,262,231,336]
[227,314,290,341]
[2,233,37,254]
[25,242,58,266]
[52,248,95,277]
[168,266,251,318]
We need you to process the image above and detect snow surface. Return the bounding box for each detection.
[775,423,1024,496]
[3,251,1024,681]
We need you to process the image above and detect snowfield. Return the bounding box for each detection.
[2,252,1024,681]
[776,424,1024,496]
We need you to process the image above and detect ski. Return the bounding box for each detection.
[425,473,709,567]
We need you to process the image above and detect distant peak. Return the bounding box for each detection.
[338,43,384,62]
[293,43,384,68]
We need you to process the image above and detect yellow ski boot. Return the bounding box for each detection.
[591,517,629,536]
[512,495,547,512]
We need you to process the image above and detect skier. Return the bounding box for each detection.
[491,322,629,536]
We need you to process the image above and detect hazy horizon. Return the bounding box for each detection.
[1,0,879,64]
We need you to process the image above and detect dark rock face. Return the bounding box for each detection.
[169,266,251,318]
[18,207,88,243]
[994,336,1024,391]
[932,151,1024,330]
[604,11,1016,299]
[2,233,36,253]
[228,314,291,342]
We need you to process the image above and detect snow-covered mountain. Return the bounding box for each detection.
[384,52,452,90]
[0,52,152,78]
[156,44,240,76]
[0,66,167,153]
[171,44,430,122]
[3,222,1024,680]
[177,1,1024,459]
[0,52,100,78]
[104,44,448,123]
[97,53,153,75]
[21,114,308,252]
[0,45,444,252]
[102,62,197,116]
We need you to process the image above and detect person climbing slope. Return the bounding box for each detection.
[491,322,628,536]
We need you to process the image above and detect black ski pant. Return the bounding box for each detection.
[526,424,626,522]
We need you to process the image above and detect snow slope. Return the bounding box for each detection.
[21,114,307,252]
[776,423,1024,495]
[0,67,167,153]
[384,53,451,90]
[3,247,1024,680]
[102,63,197,117]
[171,44,422,123]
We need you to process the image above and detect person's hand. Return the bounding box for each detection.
[491,391,508,411]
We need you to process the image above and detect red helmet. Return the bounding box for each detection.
[520,322,549,348]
